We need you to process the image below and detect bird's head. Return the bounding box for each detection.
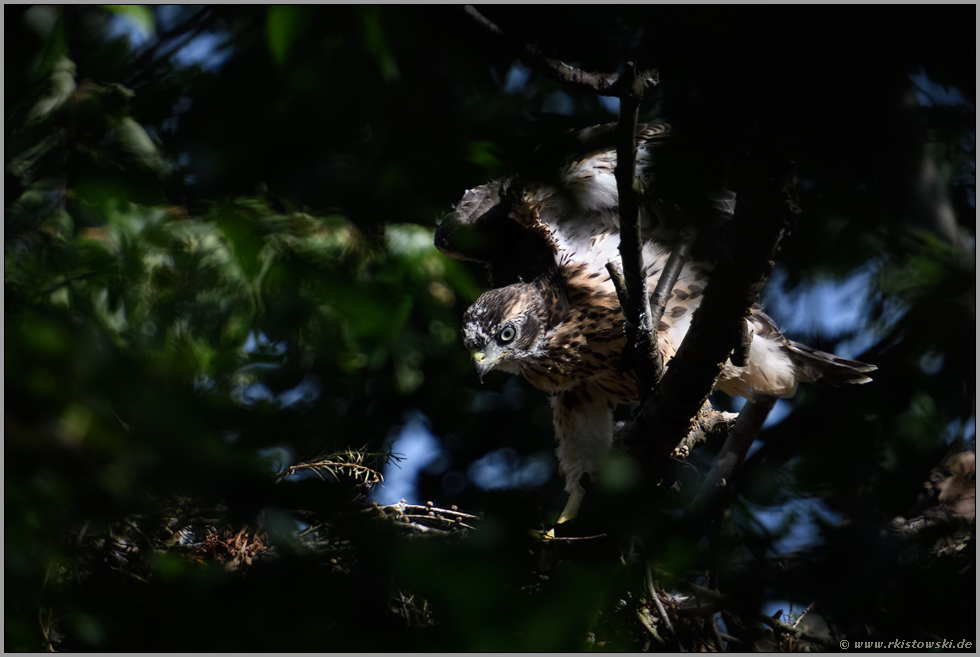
[461,283,551,382]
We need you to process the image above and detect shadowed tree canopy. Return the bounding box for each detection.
[5,5,974,652]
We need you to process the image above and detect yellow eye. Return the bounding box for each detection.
[499,325,516,343]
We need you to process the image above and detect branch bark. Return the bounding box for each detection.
[757,611,836,649]
[685,395,777,519]
[611,64,661,395]
[622,163,796,467]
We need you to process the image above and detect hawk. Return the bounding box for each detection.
[436,123,876,522]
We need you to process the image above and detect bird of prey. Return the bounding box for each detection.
[436,123,876,523]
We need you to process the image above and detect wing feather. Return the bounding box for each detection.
[436,123,730,285]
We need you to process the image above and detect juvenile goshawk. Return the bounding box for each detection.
[435,123,876,522]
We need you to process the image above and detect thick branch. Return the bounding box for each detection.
[623,166,795,465]
[463,6,658,96]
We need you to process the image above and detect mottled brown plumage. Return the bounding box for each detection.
[437,123,876,511]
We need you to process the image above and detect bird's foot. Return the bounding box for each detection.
[527,488,587,541]
[556,487,586,525]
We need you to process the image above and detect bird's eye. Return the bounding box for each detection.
[498,325,516,343]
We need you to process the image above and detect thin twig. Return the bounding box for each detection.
[793,602,816,628]
[275,448,389,484]
[675,601,724,618]
[605,261,629,311]
[39,605,54,652]
[757,611,835,648]
[613,63,662,396]
[276,460,382,483]
[719,632,747,649]
[123,6,215,86]
[686,395,777,519]
[646,562,683,651]
[653,570,730,605]
[38,267,115,295]
[708,613,726,652]
[635,607,665,645]
[731,313,753,367]
[462,6,658,97]
[647,226,700,382]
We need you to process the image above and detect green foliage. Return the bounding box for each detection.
[265,5,312,66]
[101,5,155,36]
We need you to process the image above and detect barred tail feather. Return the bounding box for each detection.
[785,340,877,386]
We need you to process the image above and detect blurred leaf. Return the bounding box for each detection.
[265,5,311,66]
[101,5,155,36]
[357,6,399,81]
[465,140,504,177]
[116,116,170,176]
[26,56,75,123]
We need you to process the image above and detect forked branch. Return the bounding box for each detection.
[462,6,658,96]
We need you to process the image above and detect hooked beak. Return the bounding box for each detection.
[471,351,496,383]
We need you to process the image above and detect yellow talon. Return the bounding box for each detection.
[556,488,586,525]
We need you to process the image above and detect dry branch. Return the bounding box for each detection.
[686,395,777,519]
[462,6,658,97]
[648,226,699,363]
[757,611,835,649]
[612,65,662,395]
[645,562,683,650]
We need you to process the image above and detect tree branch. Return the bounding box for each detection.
[645,562,682,651]
[463,6,658,97]
[757,611,836,649]
[612,65,661,396]
[685,395,777,519]
[649,226,698,335]
[642,225,701,385]
[670,403,739,459]
[622,163,795,467]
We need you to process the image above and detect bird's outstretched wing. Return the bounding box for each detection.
[435,123,732,286]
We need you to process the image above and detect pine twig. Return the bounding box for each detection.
[274,447,390,485]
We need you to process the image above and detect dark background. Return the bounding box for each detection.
[6,5,975,651]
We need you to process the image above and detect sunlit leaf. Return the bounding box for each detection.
[117,116,170,176]
[26,56,75,123]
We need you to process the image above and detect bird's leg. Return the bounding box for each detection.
[541,487,586,539]
[557,487,586,525]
